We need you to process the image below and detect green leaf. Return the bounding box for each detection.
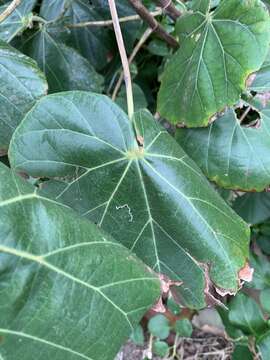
[20,24,104,93]
[248,253,270,290]
[40,0,112,70]
[9,91,250,309]
[157,0,270,126]
[0,40,47,153]
[260,288,270,314]
[257,331,270,360]
[176,97,270,191]
[175,319,193,337]
[167,297,181,315]
[232,344,253,360]
[152,340,169,357]
[233,193,270,225]
[0,162,160,360]
[0,0,36,42]
[148,315,170,339]
[228,293,268,337]
[116,84,147,113]
[249,48,270,92]
[130,324,145,346]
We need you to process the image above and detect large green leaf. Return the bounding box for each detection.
[157,0,270,126]
[9,91,250,309]
[20,24,103,93]
[0,40,47,153]
[228,293,268,337]
[0,0,36,42]
[0,162,160,360]
[176,97,270,191]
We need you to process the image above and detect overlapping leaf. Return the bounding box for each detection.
[9,91,250,309]
[20,24,104,93]
[249,49,270,92]
[0,0,36,42]
[0,40,47,153]
[0,162,160,360]
[177,97,270,191]
[233,193,270,224]
[158,0,270,126]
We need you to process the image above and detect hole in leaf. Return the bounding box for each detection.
[235,106,261,128]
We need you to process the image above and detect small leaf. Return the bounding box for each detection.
[249,48,270,92]
[0,0,36,42]
[175,319,193,337]
[248,253,270,290]
[228,293,268,337]
[260,288,270,314]
[158,0,270,126]
[0,162,160,360]
[233,193,270,225]
[9,91,250,309]
[130,325,145,346]
[176,97,270,191]
[152,340,169,357]
[232,344,253,360]
[148,315,170,339]
[0,40,47,152]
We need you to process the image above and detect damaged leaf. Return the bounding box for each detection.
[157,0,270,126]
[176,97,270,191]
[9,91,250,309]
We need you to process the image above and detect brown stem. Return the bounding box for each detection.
[155,0,181,20]
[67,9,162,28]
[0,0,21,23]
[128,0,179,48]
[112,27,153,101]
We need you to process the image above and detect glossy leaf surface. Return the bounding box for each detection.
[21,24,103,93]
[9,91,250,309]
[0,162,160,360]
[0,40,47,153]
[158,0,270,126]
[177,98,270,191]
[0,0,36,42]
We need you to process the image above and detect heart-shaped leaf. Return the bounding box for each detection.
[0,162,160,360]
[177,97,270,191]
[157,0,270,126]
[0,40,47,153]
[0,0,36,42]
[9,91,250,309]
[20,24,104,93]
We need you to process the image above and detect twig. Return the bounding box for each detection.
[128,0,179,48]
[112,27,153,101]
[239,106,251,123]
[108,0,134,119]
[155,0,182,20]
[67,8,163,28]
[0,0,21,23]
